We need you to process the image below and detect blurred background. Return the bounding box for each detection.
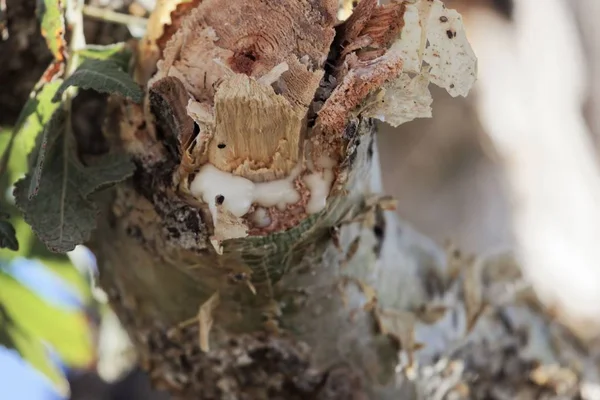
[1,0,599,398]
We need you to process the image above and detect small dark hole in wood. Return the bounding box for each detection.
[373,224,384,240]
[217,143,226,149]
[193,122,200,135]
[216,195,225,205]
[233,273,245,281]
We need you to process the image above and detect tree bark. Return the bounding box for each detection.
[86,1,600,399]
[92,116,424,399]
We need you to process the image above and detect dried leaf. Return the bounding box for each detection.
[530,365,578,394]
[198,291,220,352]
[53,59,143,103]
[341,236,361,268]
[35,0,67,85]
[463,257,485,332]
[375,308,418,366]
[414,304,448,324]
[14,110,135,253]
[37,0,67,63]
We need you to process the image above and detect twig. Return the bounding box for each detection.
[66,0,86,75]
[82,5,148,27]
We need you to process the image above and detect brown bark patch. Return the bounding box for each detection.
[338,0,378,45]
[305,1,407,167]
[312,55,404,163]
[359,2,407,51]
[149,76,196,160]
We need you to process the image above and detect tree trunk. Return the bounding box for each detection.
[86,1,599,399]
[92,116,424,399]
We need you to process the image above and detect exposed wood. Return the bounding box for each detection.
[209,73,305,181]
[88,1,600,399]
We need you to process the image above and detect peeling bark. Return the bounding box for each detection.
[85,1,600,399]
[94,116,409,399]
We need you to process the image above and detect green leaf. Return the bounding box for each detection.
[53,58,144,103]
[0,265,95,396]
[36,0,67,63]
[0,211,35,261]
[27,106,65,199]
[0,80,62,177]
[0,268,94,367]
[14,109,135,253]
[35,0,67,86]
[76,43,132,72]
[0,307,69,396]
[1,0,66,176]
[0,214,18,251]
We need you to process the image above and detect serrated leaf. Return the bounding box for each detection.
[14,109,135,253]
[53,59,144,103]
[0,80,62,177]
[27,108,65,199]
[0,219,18,251]
[36,0,67,63]
[76,43,132,72]
[0,300,68,397]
